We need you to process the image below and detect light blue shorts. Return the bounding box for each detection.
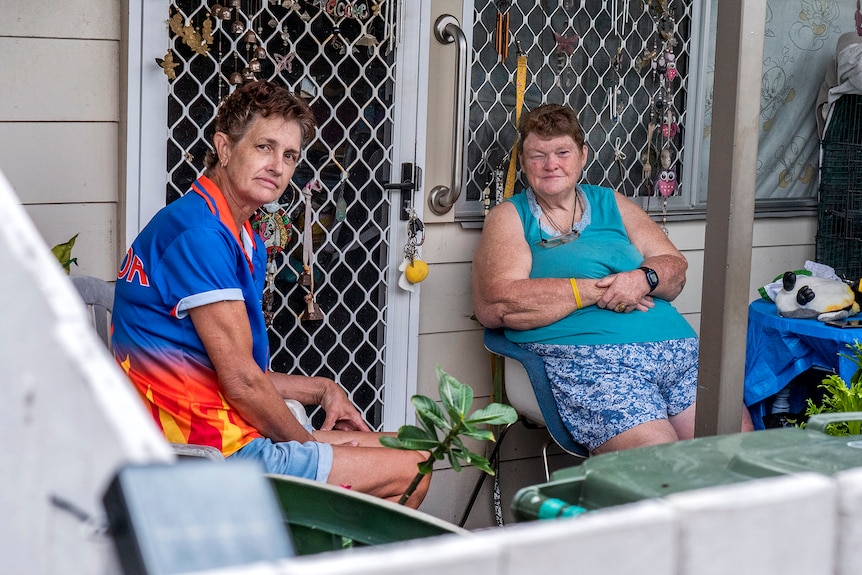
[522,338,698,451]
[228,436,334,483]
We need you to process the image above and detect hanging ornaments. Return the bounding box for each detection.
[167,9,211,56]
[331,163,348,222]
[156,49,180,80]
[554,28,580,89]
[640,112,657,196]
[274,52,296,75]
[655,148,677,197]
[299,180,324,321]
[602,47,624,123]
[639,0,681,208]
[251,200,294,326]
[398,208,428,292]
[495,0,512,60]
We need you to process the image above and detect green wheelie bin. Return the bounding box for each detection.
[512,412,862,522]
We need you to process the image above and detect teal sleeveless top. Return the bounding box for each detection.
[504,185,696,345]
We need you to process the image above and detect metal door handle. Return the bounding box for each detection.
[428,14,467,216]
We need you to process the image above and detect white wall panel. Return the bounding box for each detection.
[0,122,118,204]
[0,0,119,39]
[423,221,482,264]
[418,261,476,334]
[24,202,118,280]
[0,37,118,122]
[417,329,488,398]
[753,216,818,247]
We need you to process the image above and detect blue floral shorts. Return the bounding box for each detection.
[522,338,698,451]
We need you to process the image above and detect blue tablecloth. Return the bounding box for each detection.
[744,299,861,429]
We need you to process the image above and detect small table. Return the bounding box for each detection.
[744,299,861,429]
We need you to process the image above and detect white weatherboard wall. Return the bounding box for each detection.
[0,169,173,574]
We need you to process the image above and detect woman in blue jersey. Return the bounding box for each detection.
[472,104,752,454]
[112,81,428,507]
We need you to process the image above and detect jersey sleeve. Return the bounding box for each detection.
[153,227,249,318]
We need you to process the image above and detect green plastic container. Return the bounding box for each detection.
[267,474,469,555]
[512,413,862,522]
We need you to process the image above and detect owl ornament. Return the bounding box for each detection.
[655,167,677,197]
[664,51,677,82]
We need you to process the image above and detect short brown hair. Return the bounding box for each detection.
[204,80,317,169]
[517,104,586,157]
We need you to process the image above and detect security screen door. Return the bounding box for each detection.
[158,0,421,430]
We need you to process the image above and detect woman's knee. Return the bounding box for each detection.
[327,445,430,505]
[592,418,679,454]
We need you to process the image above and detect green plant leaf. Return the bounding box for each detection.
[437,366,472,421]
[412,395,450,433]
[447,451,462,472]
[51,234,79,275]
[379,425,440,450]
[461,427,496,442]
[418,460,434,474]
[465,452,494,475]
[804,346,862,436]
[466,402,518,425]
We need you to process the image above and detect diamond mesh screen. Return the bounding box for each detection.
[164,0,396,429]
[465,0,692,217]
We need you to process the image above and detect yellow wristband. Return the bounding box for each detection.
[570,278,583,310]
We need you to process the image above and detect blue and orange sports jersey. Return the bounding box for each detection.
[111,176,269,456]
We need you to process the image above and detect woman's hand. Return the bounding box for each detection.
[318,379,372,432]
[595,272,655,313]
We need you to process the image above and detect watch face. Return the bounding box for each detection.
[642,267,659,290]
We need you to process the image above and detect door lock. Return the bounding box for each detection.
[383,163,422,220]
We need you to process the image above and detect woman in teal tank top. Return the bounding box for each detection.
[472,104,752,454]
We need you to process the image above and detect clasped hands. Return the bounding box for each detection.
[594,270,654,314]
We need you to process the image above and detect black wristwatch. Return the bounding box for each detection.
[639,266,659,293]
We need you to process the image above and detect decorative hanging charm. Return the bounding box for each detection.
[251,202,292,255]
[602,48,623,122]
[274,52,296,75]
[323,25,347,55]
[641,116,656,195]
[168,10,211,56]
[661,108,679,138]
[252,201,293,326]
[156,49,180,80]
[613,137,628,195]
[398,208,428,292]
[554,30,580,57]
[299,180,324,321]
[554,29,580,86]
[495,0,512,59]
[655,162,677,197]
[273,52,296,74]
